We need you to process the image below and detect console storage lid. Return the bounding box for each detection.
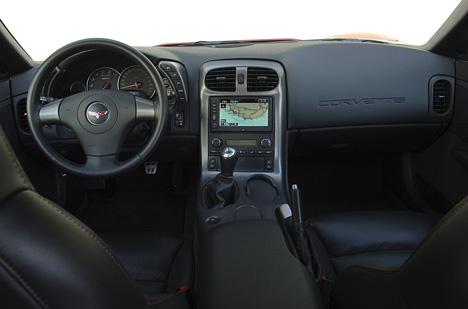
[196,220,324,309]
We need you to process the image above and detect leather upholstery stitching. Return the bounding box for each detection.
[349,264,398,274]
[0,253,50,308]
[331,248,414,259]
[146,293,179,307]
[0,127,33,191]
[36,194,143,296]
[426,198,468,238]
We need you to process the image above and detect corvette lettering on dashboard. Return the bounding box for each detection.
[318,97,406,107]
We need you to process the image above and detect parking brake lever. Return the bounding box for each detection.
[290,184,309,266]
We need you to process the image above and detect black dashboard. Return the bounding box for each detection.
[4,40,457,170]
[34,42,455,133]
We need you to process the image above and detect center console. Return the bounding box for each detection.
[196,60,323,308]
[198,60,288,232]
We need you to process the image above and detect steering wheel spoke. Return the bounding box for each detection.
[38,99,63,125]
[82,154,120,176]
[135,96,156,122]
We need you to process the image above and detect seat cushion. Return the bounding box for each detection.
[100,231,192,295]
[306,210,438,275]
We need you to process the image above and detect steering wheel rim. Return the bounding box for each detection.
[27,38,168,178]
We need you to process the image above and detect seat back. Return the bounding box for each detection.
[320,200,468,308]
[0,125,147,308]
[397,196,468,308]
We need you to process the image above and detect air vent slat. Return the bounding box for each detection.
[247,67,278,92]
[205,67,236,91]
[433,80,451,115]
[18,98,30,133]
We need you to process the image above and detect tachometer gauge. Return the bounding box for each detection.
[86,67,120,91]
[118,65,156,99]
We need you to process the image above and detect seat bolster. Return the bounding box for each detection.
[145,293,190,309]
[100,231,192,295]
[0,191,148,309]
[397,195,468,308]
[165,240,193,293]
[307,211,438,258]
[331,250,414,274]
[0,126,34,204]
[331,265,406,309]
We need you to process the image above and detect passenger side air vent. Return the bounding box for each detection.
[433,79,451,115]
[17,98,30,133]
[247,67,279,91]
[205,67,236,91]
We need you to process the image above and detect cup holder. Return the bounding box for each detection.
[245,175,279,204]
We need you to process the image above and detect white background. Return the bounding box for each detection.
[1,0,463,60]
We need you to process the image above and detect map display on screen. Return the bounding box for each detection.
[219,98,269,127]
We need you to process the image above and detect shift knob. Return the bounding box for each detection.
[220,147,238,177]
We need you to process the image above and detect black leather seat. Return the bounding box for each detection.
[101,231,193,295]
[306,211,438,280]
[0,125,192,308]
[306,206,468,308]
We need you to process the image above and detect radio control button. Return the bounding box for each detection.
[260,138,272,148]
[211,137,222,148]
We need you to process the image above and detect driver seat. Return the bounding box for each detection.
[0,125,191,308]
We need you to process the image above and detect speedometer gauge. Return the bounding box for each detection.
[118,65,156,99]
[87,67,120,91]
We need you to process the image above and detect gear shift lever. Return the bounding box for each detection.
[203,147,238,208]
[220,147,238,177]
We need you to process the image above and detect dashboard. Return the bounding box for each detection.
[7,40,456,169]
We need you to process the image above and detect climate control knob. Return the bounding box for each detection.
[211,137,222,148]
[260,138,272,148]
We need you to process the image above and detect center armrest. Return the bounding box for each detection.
[196,219,324,309]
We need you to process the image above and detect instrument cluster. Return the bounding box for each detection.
[69,65,156,99]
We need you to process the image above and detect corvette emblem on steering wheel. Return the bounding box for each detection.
[86,102,110,125]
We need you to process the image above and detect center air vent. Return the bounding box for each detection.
[205,67,236,91]
[432,79,451,115]
[247,67,279,92]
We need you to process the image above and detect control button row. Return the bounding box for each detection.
[238,150,273,155]
[264,157,273,171]
[159,61,187,104]
[208,156,218,170]
[211,102,218,129]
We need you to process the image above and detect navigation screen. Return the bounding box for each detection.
[219,98,269,127]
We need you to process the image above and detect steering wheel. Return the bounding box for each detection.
[27,39,168,178]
